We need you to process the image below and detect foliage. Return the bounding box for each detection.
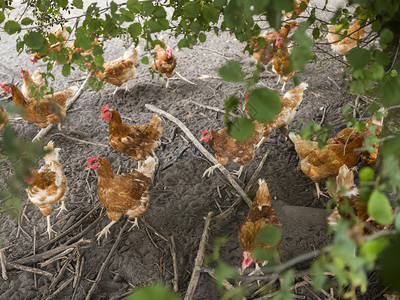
[0,0,399,298]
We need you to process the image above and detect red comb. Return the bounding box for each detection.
[21,67,24,74]
[201,128,208,136]
[245,91,249,103]
[87,157,98,167]
[101,104,109,114]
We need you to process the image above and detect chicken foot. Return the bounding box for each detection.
[128,218,139,231]
[46,215,57,240]
[96,220,117,240]
[55,200,68,217]
[315,182,328,198]
[231,166,244,178]
[255,137,266,149]
[202,163,222,178]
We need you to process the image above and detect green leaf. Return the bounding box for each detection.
[21,17,34,26]
[92,45,104,56]
[215,261,238,286]
[311,260,326,291]
[57,0,68,8]
[247,88,282,124]
[0,12,5,24]
[4,21,21,34]
[312,27,320,39]
[368,190,393,225]
[390,69,398,77]
[74,37,92,51]
[227,117,255,141]
[347,48,371,70]
[379,28,394,50]
[359,167,374,182]
[199,32,206,43]
[257,225,281,245]
[141,1,155,16]
[394,213,400,230]
[183,2,201,18]
[128,23,142,37]
[219,61,245,83]
[73,0,83,9]
[128,283,180,300]
[24,32,45,50]
[361,238,389,262]
[62,64,71,77]
[144,19,162,33]
[127,0,141,13]
[374,50,390,66]
[153,6,167,18]
[177,38,190,49]
[202,4,220,23]
[141,56,149,64]
[94,56,104,67]
[214,0,227,8]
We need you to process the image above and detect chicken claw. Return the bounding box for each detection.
[128,218,139,231]
[231,166,244,178]
[96,220,117,240]
[315,182,328,198]
[55,200,68,217]
[46,215,57,240]
[248,263,264,277]
[202,163,221,178]
[255,137,266,149]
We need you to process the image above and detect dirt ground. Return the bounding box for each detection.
[0,2,388,300]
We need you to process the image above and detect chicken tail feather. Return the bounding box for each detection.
[255,179,272,207]
[43,140,60,162]
[138,156,157,179]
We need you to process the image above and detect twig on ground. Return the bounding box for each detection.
[141,219,169,242]
[45,276,74,300]
[201,267,235,291]
[327,76,341,90]
[184,212,213,300]
[85,220,129,300]
[145,104,252,207]
[110,291,133,300]
[170,235,179,293]
[189,99,241,118]
[0,249,8,280]
[303,275,335,300]
[175,71,197,85]
[32,72,91,141]
[319,107,326,126]
[72,257,84,300]
[40,248,75,267]
[14,239,91,265]
[33,226,37,288]
[49,256,73,290]
[6,261,53,277]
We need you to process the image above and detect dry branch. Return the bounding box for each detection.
[45,276,74,300]
[184,212,213,300]
[5,261,53,277]
[170,235,179,293]
[32,72,91,141]
[0,249,8,280]
[145,104,252,207]
[85,220,129,300]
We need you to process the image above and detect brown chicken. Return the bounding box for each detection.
[326,19,365,55]
[100,105,163,161]
[249,21,296,66]
[65,38,99,62]
[200,126,261,178]
[30,26,67,64]
[272,42,294,91]
[327,165,391,235]
[285,0,310,19]
[21,67,46,99]
[238,179,282,274]
[26,141,68,239]
[0,83,78,129]
[246,82,307,148]
[0,105,9,131]
[289,131,363,198]
[150,39,177,88]
[86,156,157,240]
[95,45,138,96]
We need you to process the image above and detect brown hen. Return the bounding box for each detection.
[151,39,177,88]
[326,19,365,55]
[21,68,46,99]
[0,105,9,132]
[86,156,157,240]
[30,26,67,64]
[238,179,282,274]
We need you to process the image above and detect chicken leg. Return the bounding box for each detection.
[202,163,222,178]
[281,81,287,92]
[55,200,68,217]
[315,182,328,198]
[232,166,244,178]
[96,220,117,240]
[46,215,57,239]
[256,137,266,149]
[128,217,139,231]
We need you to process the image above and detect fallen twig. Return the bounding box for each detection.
[33,72,91,141]
[45,276,74,300]
[141,219,168,242]
[33,226,37,288]
[6,261,53,277]
[145,104,252,207]
[184,212,213,300]
[49,256,73,290]
[0,249,8,280]
[14,239,91,265]
[71,257,84,300]
[175,71,197,85]
[85,220,129,300]
[40,248,74,267]
[319,107,326,126]
[170,235,179,293]
[189,99,241,118]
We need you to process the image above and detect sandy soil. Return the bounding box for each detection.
[0,2,387,300]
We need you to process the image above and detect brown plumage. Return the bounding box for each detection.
[0,83,77,129]
[95,45,138,95]
[27,141,68,239]
[249,22,295,66]
[30,26,67,63]
[0,105,9,131]
[285,0,310,18]
[86,156,157,240]
[327,165,391,236]
[238,179,282,273]
[272,46,294,91]
[150,39,177,88]
[200,126,261,177]
[246,82,307,148]
[21,68,46,99]
[289,131,363,198]
[100,105,162,161]
[326,19,365,55]
[65,38,99,62]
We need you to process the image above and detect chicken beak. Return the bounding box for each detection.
[99,114,103,118]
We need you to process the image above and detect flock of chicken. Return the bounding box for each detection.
[0,0,384,276]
